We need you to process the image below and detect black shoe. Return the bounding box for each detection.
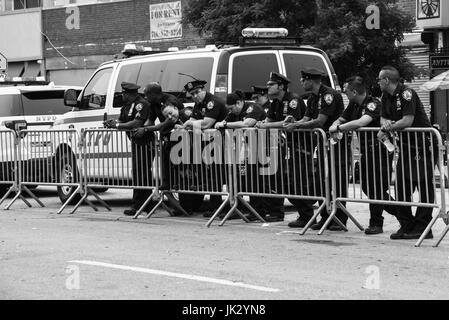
[328,224,347,231]
[402,229,433,240]
[364,225,383,235]
[288,217,309,228]
[311,219,326,230]
[123,208,137,216]
[390,227,406,240]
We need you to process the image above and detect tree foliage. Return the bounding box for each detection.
[183,0,416,91]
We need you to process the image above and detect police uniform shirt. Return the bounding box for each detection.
[341,95,381,127]
[261,100,271,115]
[225,102,266,123]
[191,92,227,122]
[267,92,306,121]
[304,84,344,132]
[119,95,150,123]
[380,84,431,128]
[149,93,184,123]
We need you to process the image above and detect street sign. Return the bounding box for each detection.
[0,52,7,72]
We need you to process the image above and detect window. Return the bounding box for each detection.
[114,63,142,95]
[231,53,279,97]
[282,52,331,97]
[42,0,129,9]
[21,90,68,115]
[80,67,112,109]
[0,94,22,117]
[0,0,40,12]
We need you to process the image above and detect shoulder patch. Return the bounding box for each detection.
[402,89,412,101]
[207,101,214,110]
[289,99,298,109]
[246,106,253,114]
[135,103,143,112]
[324,93,333,105]
[367,102,377,112]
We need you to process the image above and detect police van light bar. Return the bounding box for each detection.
[241,28,288,38]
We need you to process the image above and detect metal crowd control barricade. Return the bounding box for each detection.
[68,128,163,216]
[2,129,84,213]
[0,129,20,207]
[162,128,234,227]
[329,127,446,246]
[221,127,332,231]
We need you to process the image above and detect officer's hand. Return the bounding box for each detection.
[283,122,296,132]
[284,115,294,123]
[329,124,338,134]
[382,120,394,132]
[132,127,145,139]
[174,124,183,130]
[377,130,387,141]
[103,119,116,129]
[214,121,224,129]
[255,121,264,129]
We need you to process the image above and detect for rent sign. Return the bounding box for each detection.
[150,1,182,41]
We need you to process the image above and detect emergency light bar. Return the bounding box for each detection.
[241,28,288,38]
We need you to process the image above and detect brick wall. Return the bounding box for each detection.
[42,0,206,62]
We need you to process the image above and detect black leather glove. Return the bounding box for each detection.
[103,119,117,129]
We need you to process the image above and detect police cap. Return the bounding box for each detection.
[251,85,268,96]
[121,81,140,93]
[184,80,207,93]
[301,68,325,80]
[267,72,290,86]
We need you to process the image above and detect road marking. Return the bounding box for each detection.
[68,260,280,293]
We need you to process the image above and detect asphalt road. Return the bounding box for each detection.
[1,187,449,300]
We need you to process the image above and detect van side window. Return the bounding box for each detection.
[0,94,23,117]
[114,64,142,95]
[80,68,113,109]
[231,53,279,95]
[283,53,331,97]
[22,91,67,116]
[137,57,214,102]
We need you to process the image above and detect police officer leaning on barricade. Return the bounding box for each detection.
[284,68,348,231]
[255,72,307,222]
[180,80,228,215]
[377,65,435,240]
[328,76,398,235]
[214,90,267,220]
[103,81,152,216]
[251,85,271,115]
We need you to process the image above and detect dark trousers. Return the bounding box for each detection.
[131,143,154,210]
[395,146,434,232]
[360,142,397,227]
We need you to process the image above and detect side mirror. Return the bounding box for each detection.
[64,89,80,107]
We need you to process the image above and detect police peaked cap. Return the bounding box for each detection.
[184,80,207,93]
[144,82,162,96]
[301,68,325,80]
[121,81,140,92]
[267,72,290,85]
[251,85,268,96]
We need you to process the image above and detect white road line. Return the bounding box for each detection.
[68,260,280,293]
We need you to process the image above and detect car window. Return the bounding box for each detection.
[231,53,279,96]
[80,67,113,109]
[282,53,332,97]
[114,64,142,94]
[21,90,67,116]
[0,94,23,117]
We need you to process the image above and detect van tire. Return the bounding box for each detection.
[56,153,81,204]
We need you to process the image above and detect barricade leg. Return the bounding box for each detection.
[217,198,249,227]
[434,223,449,247]
[133,192,155,219]
[236,196,266,223]
[57,185,82,214]
[5,190,32,209]
[22,186,45,207]
[416,207,441,247]
[299,201,327,235]
[319,205,347,235]
[0,186,15,206]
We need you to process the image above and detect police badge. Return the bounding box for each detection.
[289,99,298,109]
[135,103,143,112]
[207,101,214,110]
[402,89,412,101]
[367,102,376,112]
[246,106,253,114]
[324,93,333,105]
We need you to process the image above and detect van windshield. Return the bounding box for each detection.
[282,52,332,97]
[0,94,23,117]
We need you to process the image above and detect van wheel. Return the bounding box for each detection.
[57,153,81,204]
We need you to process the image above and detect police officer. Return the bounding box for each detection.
[284,67,348,231]
[329,76,398,235]
[103,81,152,216]
[181,80,228,215]
[250,85,270,115]
[377,65,434,240]
[144,82,184,124]
[255,72,307,222]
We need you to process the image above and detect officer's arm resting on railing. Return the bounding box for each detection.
[335,115,373,132]
[258,117,284,128]
[329,117,347,133]
[295,114,327,129]
[225,118,257,129]
[383,115,414,131]
[201,117,216,129]
[117,119,145,130]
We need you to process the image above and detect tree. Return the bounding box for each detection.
[183,0,416,90]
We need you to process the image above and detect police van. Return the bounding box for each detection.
[54,28,340,203]
[0,81,82,197]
